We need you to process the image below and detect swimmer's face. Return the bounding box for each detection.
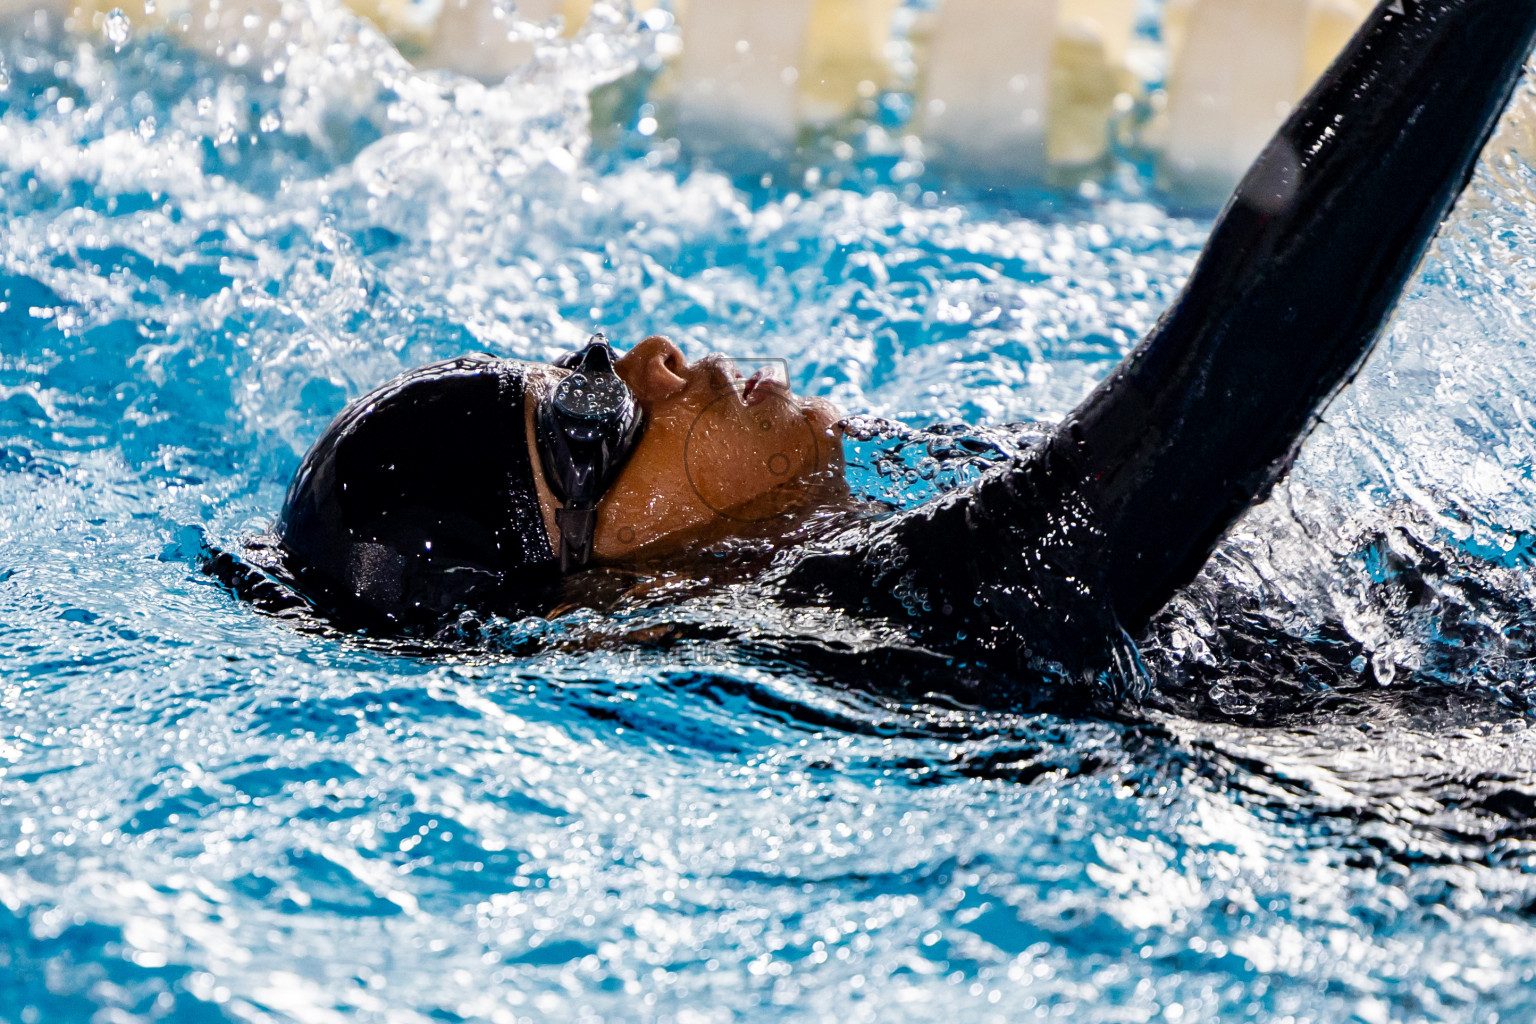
[585,336,845,560]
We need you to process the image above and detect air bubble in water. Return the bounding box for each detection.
[104,8,132,52]
[143,0,156,11]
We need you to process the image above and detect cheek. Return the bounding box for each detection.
[683,396,827,518]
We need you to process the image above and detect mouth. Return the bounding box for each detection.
[700,355,790,407]
[696,355,833,426]
[740,368,784,407]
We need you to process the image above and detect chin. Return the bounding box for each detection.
[801,397,843,439]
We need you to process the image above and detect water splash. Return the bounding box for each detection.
[103,8,132,53]
[3,2,1536,1022]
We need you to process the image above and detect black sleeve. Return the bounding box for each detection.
[1065,0,1536,632]
[784,0,1536,674]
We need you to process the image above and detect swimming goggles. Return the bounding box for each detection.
[535,333,646,571]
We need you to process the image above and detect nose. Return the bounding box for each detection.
[615,335,690,405]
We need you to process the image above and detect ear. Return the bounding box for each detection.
[617,335,688,406]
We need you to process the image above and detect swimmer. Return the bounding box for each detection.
[270,0,1536,682]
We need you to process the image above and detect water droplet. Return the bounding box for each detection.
[143,0,156,11]
[104,8,132,52]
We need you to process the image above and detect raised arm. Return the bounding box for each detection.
[1061,0,1536,633]
[785,0,1536,676]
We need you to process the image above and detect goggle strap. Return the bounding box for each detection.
[554,505,599,573]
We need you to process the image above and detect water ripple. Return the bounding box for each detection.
[4,2,1536,1022]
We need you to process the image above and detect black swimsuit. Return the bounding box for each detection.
[268,0,1536,678]
[782,0,1536,677]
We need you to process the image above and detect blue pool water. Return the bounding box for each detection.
[7,4,1536,1022]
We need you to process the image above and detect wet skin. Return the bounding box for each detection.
[524,335,848,564]
[260,0,1536,698]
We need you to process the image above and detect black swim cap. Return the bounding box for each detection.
[277,354,559,630]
